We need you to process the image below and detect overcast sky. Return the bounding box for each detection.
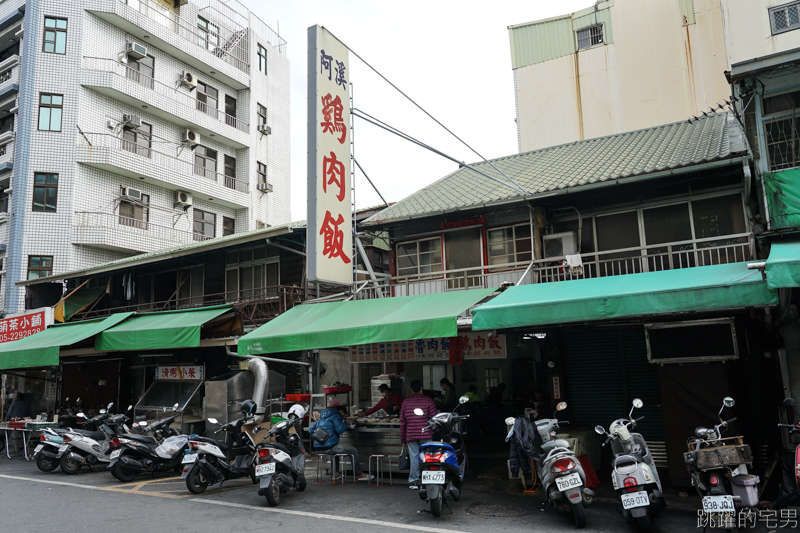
[252,1,597,221]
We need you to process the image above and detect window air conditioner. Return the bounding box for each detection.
[175,190,193,207]
[122,114,141,128]
[122,187,142,200]
[125,42,147,59]
[257,124,272,135]
[183,129,199,144]
[181,70,197,89]
[257,182,273,193]
[542,231,578,259]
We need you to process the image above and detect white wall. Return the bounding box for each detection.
[722,0,800,67]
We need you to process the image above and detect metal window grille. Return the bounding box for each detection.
[577,25,603,50]
[764,115,800,171]
[770,2,800,34]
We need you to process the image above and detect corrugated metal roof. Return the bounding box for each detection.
[19,221,308,286]
[363,112,747,226]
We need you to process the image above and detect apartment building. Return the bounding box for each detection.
[0,0,290,312]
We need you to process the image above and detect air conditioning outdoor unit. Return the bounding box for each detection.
[183,129,199,144]
[256,182,273,193]
[122,187,142,200]
[257,124,272,135]
[175,190,193,207]
[181,70,197,89]
[125,42,147,59]
[542,231,578,259]
[122,114,141,128]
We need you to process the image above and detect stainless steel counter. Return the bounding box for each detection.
[336,420,404,475]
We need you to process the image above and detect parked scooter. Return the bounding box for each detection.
[182,400,259,494]
[57,404,134,474]
[416,395,469,517]
[107,403,187,482]
[254,414,307,506]
[772,397,800,509]
[508,401,592,529]
[595,398,666,532]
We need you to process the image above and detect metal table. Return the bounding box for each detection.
[337,420,403,476]
[0,427,37,460]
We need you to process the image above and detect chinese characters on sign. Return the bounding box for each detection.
[697,508,797,529]
[308,25,352,285]
[0,308,51,344]
[155,365,204,381]
[349,333,507,363]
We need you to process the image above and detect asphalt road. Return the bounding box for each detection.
[0,455,776,533]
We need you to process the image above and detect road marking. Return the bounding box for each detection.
[194,498,467,533]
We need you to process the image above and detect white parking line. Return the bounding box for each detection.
[0,473,104,490]
[194,498,466,533]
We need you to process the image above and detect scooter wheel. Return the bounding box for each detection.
[36,454,59,472]
[59,453,82,475]
[430,489,443,518]
[634,514,653,533]
[112,461,138,482]
[571,502,586,529]
[186,466,208,494]
[265,478,281,506]
[296,474,307,492]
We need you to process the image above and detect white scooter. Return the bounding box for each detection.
[595,398,666,533]
[58,404,132,474]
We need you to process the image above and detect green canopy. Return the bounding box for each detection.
[765,240,800,289]
[764,168,800,230]
[0,313,133,371]
[95,305,232,352]
[472,262,777,331]
[238,288,496,355]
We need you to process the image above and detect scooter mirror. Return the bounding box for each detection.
[163,407,167,412]
[413,408,424,416]
[594,425,605,435]
[107,402,114,410]
[505,417,515,426]
[784,397,797,408]
[207,417,219,424]
[458,396,469,405]
[723,397,735,408]
[76,412,86,418]
[173,403,179,410]
[65,397,69,402]
[556,402,568,411]
[99,409,106,414]
[127,405,133,411]
[632,398,643,409]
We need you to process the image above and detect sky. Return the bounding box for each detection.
[251,1,597,221]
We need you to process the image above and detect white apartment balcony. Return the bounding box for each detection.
[356,233,755,299]
[82,57,249,147]
[73,211,212,254]
[88,0,252,90]
[0,54,19,107]
[0,136,14,174]
[76,132,250,209]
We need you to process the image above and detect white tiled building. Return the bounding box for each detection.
[0,0,290,312]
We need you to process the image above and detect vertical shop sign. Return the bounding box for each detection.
[307,25,352,285]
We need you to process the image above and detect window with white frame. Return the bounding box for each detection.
[770,2,800,35]
[576,25,603,49]
[487,223,532,266]
[396,237,442,279]
[762,89,800,171]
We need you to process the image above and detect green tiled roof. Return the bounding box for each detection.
[364,113,747,225]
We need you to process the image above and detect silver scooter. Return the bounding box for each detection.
[595,398,666,533]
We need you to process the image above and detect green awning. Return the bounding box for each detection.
[765,240,800,289]
[472,262,777,331]
[95,305,232,352]
[0,313,133,371]
[238,288,496,355]
[764,168,800,230]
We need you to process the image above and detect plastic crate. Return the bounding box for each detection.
[324,385,352,395]
[25,422,58,430]
[9,419,26,429]
[286,394,311,402]
[270,416,286,424]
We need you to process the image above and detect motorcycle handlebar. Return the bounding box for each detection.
[725,417,738,425]
[634,416,645,423]
[778,423,796,428]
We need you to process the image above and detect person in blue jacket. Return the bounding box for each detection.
[311,405,373,481]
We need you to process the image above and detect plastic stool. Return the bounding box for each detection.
[368,454,393,487]
[333,453,356,485]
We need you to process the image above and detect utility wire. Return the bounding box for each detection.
[322,26,529,195]
[353,158,387,205]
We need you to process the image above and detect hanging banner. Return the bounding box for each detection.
[307,25,352,286]
[349,333,507,363]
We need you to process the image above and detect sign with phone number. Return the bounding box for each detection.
[0,310,48,344]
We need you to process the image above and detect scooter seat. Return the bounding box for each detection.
[191,436,228,451]
[124,434,157,445]
[70,430,105,441]
[614,454,645,468]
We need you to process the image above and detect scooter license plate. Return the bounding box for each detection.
[255,463,276,476]
[33,445,43,454]
[702,495,735,513]
[182,454,198,464]
[110,449,121,460]
[421,471,446,484]
[556,472,583,492]
[621,490,650,510]
[58,444,69,453]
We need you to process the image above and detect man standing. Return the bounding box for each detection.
[400,380,437,489]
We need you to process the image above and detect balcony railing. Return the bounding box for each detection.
[83,57,248,133]
[75,211,213,248]
[355,233,755,299]
[78,132,250,194]
[117,0,250,74]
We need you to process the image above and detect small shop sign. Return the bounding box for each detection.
[0,307,52,344]
[350,333,507,363]
[155,365,204,381]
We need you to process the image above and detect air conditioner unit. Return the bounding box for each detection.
[257,124,272,135]
[122,187,142,200]
[256,182,273,193]
[183,129,199,144]
[125,42,147,59]
[181,70,197,89]
[542,231,578,259]
[175,190,193,207]
[122,114,141,128]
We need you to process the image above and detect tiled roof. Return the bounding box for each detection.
[364,112,747,225]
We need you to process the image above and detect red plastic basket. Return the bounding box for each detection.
[323,385,352,395]
[286,394,311,402]
[9,419,26,429]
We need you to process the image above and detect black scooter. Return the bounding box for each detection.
[255,417,306,506]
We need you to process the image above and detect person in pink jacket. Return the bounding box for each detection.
[399,380,437,488]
